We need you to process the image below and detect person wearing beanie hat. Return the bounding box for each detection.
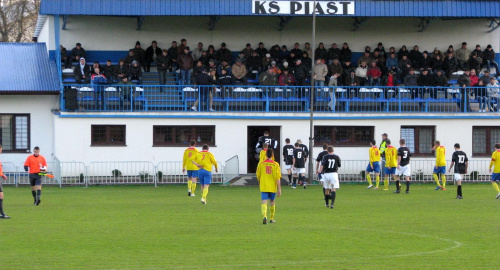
[132,41,146,70]
[431,47,444,61]
[483,44,499,74]
[262,53,272,69]
[128,60,142,83]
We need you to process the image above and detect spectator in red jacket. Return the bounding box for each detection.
[367,61,382,86]
[279,69,295,87]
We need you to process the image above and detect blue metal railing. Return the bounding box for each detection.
[60,84,500,114]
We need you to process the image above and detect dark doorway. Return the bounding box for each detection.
[247,126,281,173]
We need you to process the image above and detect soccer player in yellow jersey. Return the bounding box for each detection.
[259,143,274,163]
[432,141,447,191]
[488,143,500,199]
[256,149,281,224]
[365,140,381,189]
[383,139,398,191]
[190,144,218,204]
[182,140,199,197]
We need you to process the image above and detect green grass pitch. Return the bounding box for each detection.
[1,183,499,269]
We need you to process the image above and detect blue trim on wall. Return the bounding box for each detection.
[58,114,500,120]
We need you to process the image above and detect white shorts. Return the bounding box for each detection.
[322,173,340,189]
[285,164,292,170]
[293,168,306,174]
[396,165,411,177]
[454,173,462,181]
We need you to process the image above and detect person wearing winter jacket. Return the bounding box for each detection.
[483,44,499,75]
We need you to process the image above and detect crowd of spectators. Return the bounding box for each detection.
[61,40,500,111]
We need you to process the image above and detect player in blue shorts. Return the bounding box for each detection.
[365,140,381,189]
[489,143,500,199]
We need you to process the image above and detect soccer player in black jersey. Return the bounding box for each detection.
[256,131,278,151]
[292,142,307,189]
[318,145,341,209]
[448,143,468,199]
[395,139,412,194]
[282,138,295,185]
[316,144,328,194]
[297,139,309,159]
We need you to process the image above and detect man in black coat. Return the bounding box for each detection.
[145,40,162,72]
[67,43,86,69]
[216,42,232,64]
[443,51,458,79]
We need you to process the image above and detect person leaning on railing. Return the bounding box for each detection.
[117,77,134,110]
[191,70,216,112]
[457,69,471,112]
[91,67,107,110]
[486,77,500,112]
[475,79,488,112]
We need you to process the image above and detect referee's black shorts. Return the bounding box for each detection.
[29,173,42,186]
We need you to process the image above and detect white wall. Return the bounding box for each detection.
[52,114,492,174]
[38,16,55,51]
[0,96,59,166]
[55,15,499,52]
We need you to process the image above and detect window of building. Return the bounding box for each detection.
[91,125,126,146]
[400,126,435,156]
[153,126,216,146]
[472,126,500,156]
[0,114,30,153]
[314,126,374,146]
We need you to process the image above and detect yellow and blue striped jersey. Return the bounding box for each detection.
[369,146,381,166]
[490,150,500,173]
[259,149,275,163]
[256,159,281,193]
[182,147,199,171]
[435,146,446,167]
[190,150,218,171]
[385,146,398,168]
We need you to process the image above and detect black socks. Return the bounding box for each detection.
[0,198,4,215]
[457,185,462,196]
[331,191,336,205]
[406,181,410,191]
[395,180,400,190]
[37,190,41,200]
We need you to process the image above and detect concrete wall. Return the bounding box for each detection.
[0,96,59,166]
[52,114,492,174]
[52,15,499,53]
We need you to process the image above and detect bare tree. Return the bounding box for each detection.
[0,0,40,42]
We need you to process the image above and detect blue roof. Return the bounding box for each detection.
[0,43,59,93]
[40,0,500,17]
